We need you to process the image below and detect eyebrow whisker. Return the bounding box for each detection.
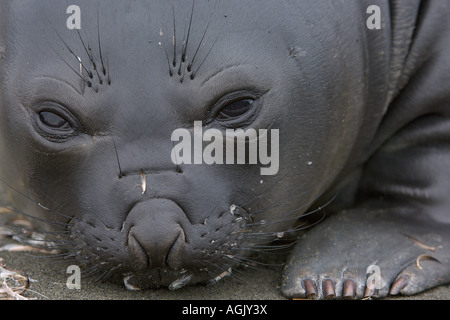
[160,27,174,77]
[96,5,107,77]
[172,4,177,67]
[181,0,195,64]
[77,56,86,93]
[76,29,101,81]
[188,0,217,72]
[191,34,219,80]
[48,45,92,92]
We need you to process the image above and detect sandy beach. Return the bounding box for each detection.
[1,237,448,300]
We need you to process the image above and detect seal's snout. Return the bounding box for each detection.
[125,199,189,270]
[70,193,249,287]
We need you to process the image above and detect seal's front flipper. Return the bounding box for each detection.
[281,208,450,299]
[282,104,450,299]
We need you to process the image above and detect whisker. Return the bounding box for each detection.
[93,264,120,283]
[244,190,310,220]
[37,3,94,91]
[231,242,295,252]
[202,200,225,224]
[194,258,214,273]
[171,4,177,67]
[203,259,247,285]
[17,238,74,249]
[112,137,124,178]
[160,27,174,77]
[239,165,310,209]
[48,44,93,90]
[187,0,217,72]
[105,51,111,85]
[76,29,99,81]
[95,6,107,77]
[77,56,86,93]
[190,34,218,80]
[181,0,195,64]
[2,222,72,237]
[243,211,327,240]
[209,256,258,279]
[80,263,102,279]
[47,19,93,79]
[172,140,182,173]
[246,192,337,228]
[0,205,71,230]
[222,253,284,269]
[298,192,338,219]
[24,251,78,260]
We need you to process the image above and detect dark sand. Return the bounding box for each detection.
[0,237,448,300]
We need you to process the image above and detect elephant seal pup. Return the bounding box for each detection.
[0,0,449,298]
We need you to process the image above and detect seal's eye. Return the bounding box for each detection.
[218,99,254,120]
[39,111,71,130]
[32,102,81,142]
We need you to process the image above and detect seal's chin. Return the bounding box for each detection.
[69,198,250,289]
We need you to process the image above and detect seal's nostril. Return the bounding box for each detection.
[128,230,150,269]
[165,227,186,269]
[128,224,186,270]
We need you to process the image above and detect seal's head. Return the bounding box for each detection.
[0,1,382,288]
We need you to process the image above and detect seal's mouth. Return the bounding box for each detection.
[68,198,252,289]
[119,265,231,290]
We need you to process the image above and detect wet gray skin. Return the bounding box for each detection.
[0,0,449,298]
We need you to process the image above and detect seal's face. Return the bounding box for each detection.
[0,1,368,287]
